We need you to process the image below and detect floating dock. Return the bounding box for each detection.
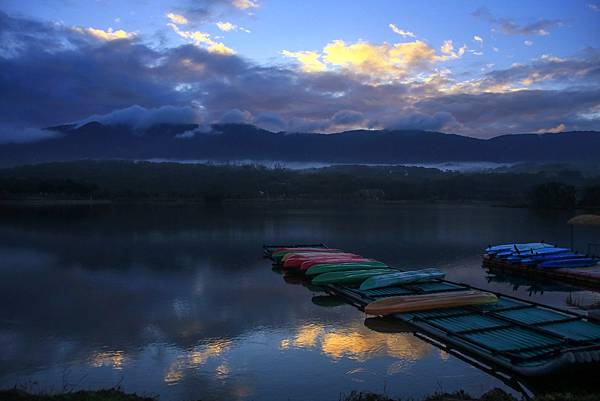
[263,244,600,381]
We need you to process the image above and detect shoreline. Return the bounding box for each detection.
[2,388,599,401]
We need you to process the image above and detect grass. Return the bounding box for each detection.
[2,388,600,401]
[0,389,155,401]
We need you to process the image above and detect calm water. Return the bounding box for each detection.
[1,203,599,401]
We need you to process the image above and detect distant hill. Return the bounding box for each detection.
[0,122,599,167]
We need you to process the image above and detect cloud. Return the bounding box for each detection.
[473,35,483,45]
[283,37,467,80]
[281,50,325,72]
[215,21,250,32]
[588,3,599,12]
[472,7,563,36]
[417,89,600,135]
[537,123,566,133]
[0,11,598,141]
[253,112,287,132]
[166,13,189,25]
[232,0,259,10]
[77,105,203,129]
[0,125,60,144]
[219,108,253,123]
[524,40,533,46]
[331,110,365,126]
[385,111,458,131]
[216,21,236,31]
[72,27,135,41]
[388,24,415,38]
[168,22,235,55]
[294,39,463,81]
[439,40,467,60]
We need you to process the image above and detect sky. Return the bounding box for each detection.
[0,0,599,142]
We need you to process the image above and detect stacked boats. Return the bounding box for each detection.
[484,242,598,269]
[483,242,600,287]
[271,246,497,315]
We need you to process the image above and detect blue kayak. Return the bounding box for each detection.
[539,258,598,269]
[499,247,570,259]
[521,253,584,266]
[486,242,552,255]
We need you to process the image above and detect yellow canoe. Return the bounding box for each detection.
[364,290,498,316]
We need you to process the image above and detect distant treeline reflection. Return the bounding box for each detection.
[0,161,599,209]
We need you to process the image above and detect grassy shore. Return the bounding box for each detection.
[2,388,600,401]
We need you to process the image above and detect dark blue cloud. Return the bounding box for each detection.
[0,10,599,141]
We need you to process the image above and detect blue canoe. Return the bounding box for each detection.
[539,258,599,269]
[486,242,552,255]
[521,253,585,266]
[499,247,570,259]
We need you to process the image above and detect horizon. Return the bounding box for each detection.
[1,0,599,144]
[55,119,600,138]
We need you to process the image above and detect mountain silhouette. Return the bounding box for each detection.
[0,122,598,167]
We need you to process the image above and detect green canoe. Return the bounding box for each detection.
[305,261,389,276]
[311,269,395,286]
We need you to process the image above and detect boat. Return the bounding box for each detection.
[272,248,342,263]
[282,254,363,269]
[311,269,395,286]
[539,258,598,269]
[499,247,570,260]
[521,253,585,265]
[305,261,389,276]
[264,243,600,378]
[359,268,445,291]
[486,242,553,254]
[280,251,357,263]
[300,258,380,271]
[364,290,498,315]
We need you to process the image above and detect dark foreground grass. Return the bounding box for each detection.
[0,389,155,401]
[2,388,600,401]
[344,388,600,401]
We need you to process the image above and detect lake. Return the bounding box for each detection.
[1,203,599,401]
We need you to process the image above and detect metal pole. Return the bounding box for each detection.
[570,225,574,250]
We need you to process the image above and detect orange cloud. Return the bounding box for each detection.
[73,27,134,41]
[283,37,466,82]
[281,50,326,72]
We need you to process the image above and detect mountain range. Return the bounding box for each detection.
[0,122,599,167]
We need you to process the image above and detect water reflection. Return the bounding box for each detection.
[0,204,597,401]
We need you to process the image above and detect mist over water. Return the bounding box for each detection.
[0,203,598,401]
[143,159,515,172]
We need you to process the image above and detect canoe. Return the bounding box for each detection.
[486,242,552,254]
[359,268,445,291]
[282,254,362,268]
[300,258,378,271]
[521,253,584,265]
[280,251,356,261]
[539,258,599,269]
[524,247,571,256]
[272,247,340,255]
[311,269,395,286]
[305,262,389,276]
[283,256,367,269]
[280,251,356,263]
[272,249,342,263]
[364,290,498,316]
[498,247,569,259]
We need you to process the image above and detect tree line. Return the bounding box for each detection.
[0,160,599,208]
